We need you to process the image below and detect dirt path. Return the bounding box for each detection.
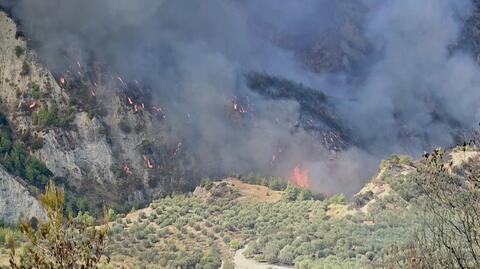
[233,246,293,269]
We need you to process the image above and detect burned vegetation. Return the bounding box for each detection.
[246,72,353,151]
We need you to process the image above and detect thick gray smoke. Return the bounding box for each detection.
[347,0,477,155]
[1,0,477,195]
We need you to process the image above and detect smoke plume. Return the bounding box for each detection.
[0,0,478,195]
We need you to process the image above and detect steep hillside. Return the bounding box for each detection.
[246,72,352,151]
[0,11,198,216]
[0,10,358,220]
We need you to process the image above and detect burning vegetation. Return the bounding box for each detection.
[290,165,311,189]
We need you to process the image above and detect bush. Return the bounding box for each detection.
[200,177,214,190]
[14,46,24,57]
[37,101,74,128]
[229,239,241,250]
[0,228,22,247]
[110,164,127,178]
[20,61,31,76]
[1,142,52,188]
[329,194,346,205]
[9,181,110,268]
[0,131,12,153]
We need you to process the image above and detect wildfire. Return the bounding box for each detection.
[143,155,154,169]
[152,105,163,112]
[271,148,283,164]
[290,165,310,188]
[231,98,246,113]
[59,77,66,87]
[152,105,166,119]
[172,142,182,157]
[123,163,133,176]
[29,101,37,109]
[117,76,127,88]
[125,96,145,113]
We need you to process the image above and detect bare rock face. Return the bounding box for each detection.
[37,112,116,187]
[0,166,45,224]
[0,11,196,214]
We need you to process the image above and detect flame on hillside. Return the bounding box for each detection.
[290,165,310,188]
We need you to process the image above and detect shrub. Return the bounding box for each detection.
[20,61,31,76]
[135,231,147,240]
[229,239,241,250]
[0,131,12,153]
[1,142,52,188]
[200,177,214,190]
[14,46,24,57]
[9,181,110,268]
[37,102,74,128]
[329,194,346,205]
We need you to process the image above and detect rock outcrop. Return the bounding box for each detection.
[0,166,45,224]
[0,11,196,215]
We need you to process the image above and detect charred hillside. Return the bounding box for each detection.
[246,72,353,152]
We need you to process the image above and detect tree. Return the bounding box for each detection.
[388,148,480,269]
[0,131,12,153]
[278,245,295,265]
[284,184,299,201]
[9,180,110,268]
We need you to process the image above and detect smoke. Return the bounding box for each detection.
[345,0,477,155]
[1,0,478,195]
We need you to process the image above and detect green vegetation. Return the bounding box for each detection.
[107,178,416,268]
[246,72,328,103]
[245,72,347,141]
[284,183,318,201]
[1,140,52,188]
[36,101,75,128]
[20,60,31,76]
[104,146,480,268]
[234,173,288,191]
[9,181,110,268]
[14,46,24,58]
[0,115,52,189]
[386,149,480,268]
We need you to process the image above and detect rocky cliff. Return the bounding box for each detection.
[0,11,196,217]
[0,166,45,224]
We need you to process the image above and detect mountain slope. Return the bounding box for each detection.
[0,11,198,216]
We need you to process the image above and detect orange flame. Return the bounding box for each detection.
[143,155,154,169]
[123,163,132,176]
[290,165,310,188]
[117,76,127,88]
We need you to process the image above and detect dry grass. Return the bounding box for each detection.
[226,178,284,203]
